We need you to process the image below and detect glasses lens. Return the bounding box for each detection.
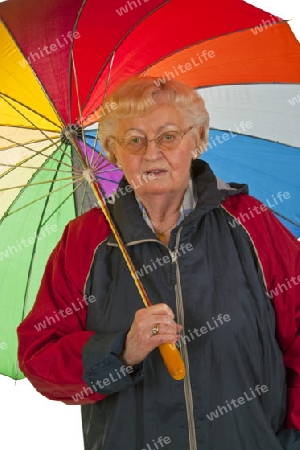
[157,131,181,150]
[122,136,147,154]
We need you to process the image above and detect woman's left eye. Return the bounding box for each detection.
[162,133,175,140]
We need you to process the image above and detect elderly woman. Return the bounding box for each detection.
[18,77,300,450]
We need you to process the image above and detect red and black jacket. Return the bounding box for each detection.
[18,160,300,449]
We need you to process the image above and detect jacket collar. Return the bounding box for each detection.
[106,160,248,245]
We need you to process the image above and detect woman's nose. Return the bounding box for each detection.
[143,138,162,160]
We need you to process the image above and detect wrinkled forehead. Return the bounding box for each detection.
[116,103,187,136]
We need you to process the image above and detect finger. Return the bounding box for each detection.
[150,333,180,348]
[147,314,178,328]
[151,322,179,337]
[147,303,175,318]
[134,305,174,324]
[176,324,183,333]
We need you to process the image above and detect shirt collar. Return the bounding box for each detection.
[135,177,197,234]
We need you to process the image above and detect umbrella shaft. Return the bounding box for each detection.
[69,136,151,307]
[90,179,151,308]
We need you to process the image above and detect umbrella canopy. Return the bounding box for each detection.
[0,0,300,379]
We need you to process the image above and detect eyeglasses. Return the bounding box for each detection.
[108,126,194,155]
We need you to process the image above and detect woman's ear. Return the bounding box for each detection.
[197,125,203,142]
[105,138,118,165]
[192,125,208,158]
[193,125,203,149]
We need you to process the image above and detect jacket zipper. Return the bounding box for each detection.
[109,234,197,449]
[173,227,197,450]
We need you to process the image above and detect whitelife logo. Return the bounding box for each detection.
[116,0,152,16]
[71,365,134,402]
[206,384,269,421]
[288,90,300,106]
[0,224,58,262]
[140,436,171,450]
[153,50,216,86]
[18,31,81,67]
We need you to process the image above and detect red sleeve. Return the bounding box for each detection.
[17,208,111,405]
[223,194,300,429]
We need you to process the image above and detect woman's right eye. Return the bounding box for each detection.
[127,137,144,145]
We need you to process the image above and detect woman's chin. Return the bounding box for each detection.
[137,185,173,197]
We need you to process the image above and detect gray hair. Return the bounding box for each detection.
[98,77,210,164]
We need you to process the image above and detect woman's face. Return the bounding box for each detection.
[113,103,200,200]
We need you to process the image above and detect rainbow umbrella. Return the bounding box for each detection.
[0,0,300,380]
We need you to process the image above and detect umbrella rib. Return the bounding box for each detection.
[96,176,120,184]
[209,126,300,149]
[0,134,60,150]
[18,149,77,380]
[98,159,113,170]
[78,180,89,216]
[0,147,75,178]
[98,177,120,185]
[94,167,120,173]
[71,50,89,168]
[82,131,103,168]
[0,92,62,131]
[0,94,73,162]
[91,147,109,171]
[84,132,97,139]
[138,19,287,76]
[100,167,120,172]
[80,0,151,112]
[0,140,81,177]
[40,180,85,228]
[0,135,77,174]
[273,210,300,228]
[0,175,81,192]
[85,133,106,165]
[92,158,117,175]
[0,163,79,174]
[102,51,115,104]
[90,52,116,168]
[0,145,76,226]
[0,133,60,150]
[0,19,64,135]
[80,0,171,115]
[67,0,87,124]
[89,133,100,168]
[2,179,83,219]
[85,52,116,170]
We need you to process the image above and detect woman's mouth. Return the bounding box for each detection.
[143,169,167,177]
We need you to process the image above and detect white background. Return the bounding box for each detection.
[0,1,299,449]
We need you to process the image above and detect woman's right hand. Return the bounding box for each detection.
[120,303,182,366]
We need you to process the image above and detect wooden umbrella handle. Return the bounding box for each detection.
[159,343,186,380]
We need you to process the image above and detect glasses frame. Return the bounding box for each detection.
[109,126,195,155]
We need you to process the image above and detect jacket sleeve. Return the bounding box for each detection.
[223,195,300,441]
[18,208,146,404]
[17,218,107,404]
[18,208,137,405]
[82,331,145,395]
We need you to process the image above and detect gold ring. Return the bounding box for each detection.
[152,324,159,336]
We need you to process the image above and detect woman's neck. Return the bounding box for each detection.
[137,191,185,246]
